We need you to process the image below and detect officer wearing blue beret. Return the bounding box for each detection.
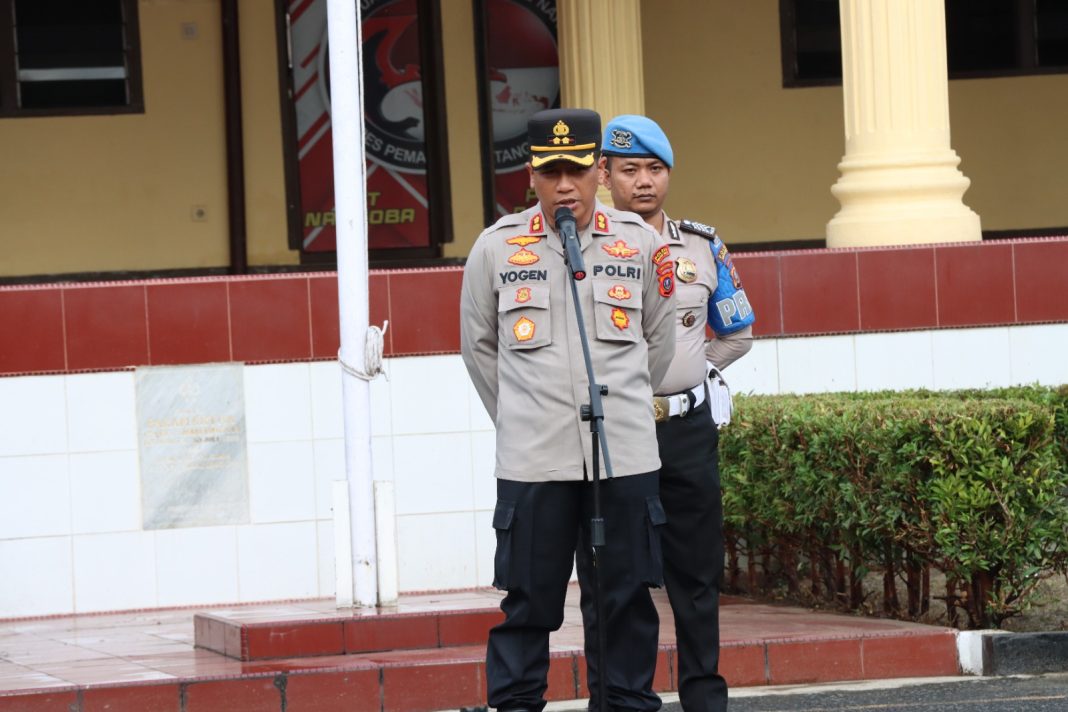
[575,114,755,712]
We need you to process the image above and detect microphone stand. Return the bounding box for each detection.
[560,220,612,712]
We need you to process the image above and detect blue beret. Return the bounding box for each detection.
[602,114,674,168]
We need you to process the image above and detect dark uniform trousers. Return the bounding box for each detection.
[578,399,727,712]
[488,473,666,712]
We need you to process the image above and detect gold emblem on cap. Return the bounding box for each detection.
[551,120,573,145]
[676,257,698,283]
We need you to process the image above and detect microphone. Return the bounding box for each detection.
[554,206,587,280]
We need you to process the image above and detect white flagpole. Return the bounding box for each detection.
[326,0,377,608]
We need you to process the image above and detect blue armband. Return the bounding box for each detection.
[706,236,755,335]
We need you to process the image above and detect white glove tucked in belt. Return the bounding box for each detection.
[706,361,733,428]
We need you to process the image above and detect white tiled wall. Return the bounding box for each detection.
[0,375,67,457]
[854,331,936,391]
[154,525,239,607]
[73,531,157,613]
[66,372,137,452]
[1,327,1066,618]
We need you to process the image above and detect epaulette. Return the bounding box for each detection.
[677,219,717,240]
[480,211,530,238]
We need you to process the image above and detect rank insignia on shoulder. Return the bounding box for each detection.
[678,219,717,240]
[529,213,544,234]
[594,211,610,233]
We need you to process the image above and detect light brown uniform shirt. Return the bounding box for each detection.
[655,213,753,396]
[461,202,676,482]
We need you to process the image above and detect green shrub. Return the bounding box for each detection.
[720,387,1068,629]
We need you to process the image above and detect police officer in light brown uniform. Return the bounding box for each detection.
[580,115,755,712]
[461,108,676,712]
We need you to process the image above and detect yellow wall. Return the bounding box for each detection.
[240,0,296,266]
[1,0,230,277]
[950,74,1068,231]
[441,0,487,259]
[3,0,1067,278]
[639,0,1068,245]
[0,0,293,278]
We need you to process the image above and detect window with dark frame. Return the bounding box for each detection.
[781,0,1068,86]
[0,0,143,117]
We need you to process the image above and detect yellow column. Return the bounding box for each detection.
[557,0,644,119]
[827,0,981,247]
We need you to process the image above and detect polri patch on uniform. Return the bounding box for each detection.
[652,245,671,266]
[607,284,631,300]
[515,287,532,303]
[602,240,639,259]
[508,248,540,266]
[513,317,535,342]
[507,235,542,247]
[679,219,717,240]
[682,311,696,327]
[610,307,630,330]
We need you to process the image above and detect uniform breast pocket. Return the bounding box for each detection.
[592,278,642,343]
[499,284,552,350]
[675,287,707,338]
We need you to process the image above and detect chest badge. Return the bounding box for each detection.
[602,240,639,259]
[610,307,630,330]
[606,284,632,300]
[513,317,535,342]
[515,287,532,303]
[507,235,542,247]
[508,248,540,266]
[676,257,698,283]
[682,311,697,327]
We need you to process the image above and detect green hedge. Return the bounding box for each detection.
[719,385,1068,629]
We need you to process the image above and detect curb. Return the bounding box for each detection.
[981,631,1068,676]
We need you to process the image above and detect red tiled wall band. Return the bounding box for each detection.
[2,238,1066,377]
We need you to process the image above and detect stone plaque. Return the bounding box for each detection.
[136,364,249,529]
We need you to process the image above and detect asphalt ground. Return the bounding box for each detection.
[533,673,1068,712]
[721,673,1068,711]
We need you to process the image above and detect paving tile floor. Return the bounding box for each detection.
[0,585,961,703]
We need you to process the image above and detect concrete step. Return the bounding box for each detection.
[0,588,964,712]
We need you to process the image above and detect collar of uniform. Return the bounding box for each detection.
[662,213,685,244]
[532,202,615,255]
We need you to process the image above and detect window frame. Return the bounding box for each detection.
[780,0,1068,87]
[0,0,144,118]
